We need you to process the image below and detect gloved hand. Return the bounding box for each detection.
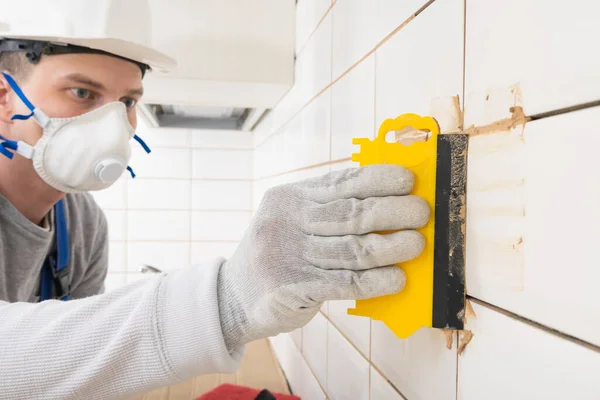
[217,165,430,350]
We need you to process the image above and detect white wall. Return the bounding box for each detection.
[254,0,600,399]
[92,127,253,291]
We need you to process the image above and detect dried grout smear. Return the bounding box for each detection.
[442,329,454,350]
[457,330,474,355]
[456,300,477,355]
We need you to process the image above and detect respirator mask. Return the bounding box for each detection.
[0,72,150,193]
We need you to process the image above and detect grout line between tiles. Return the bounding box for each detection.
[319,312,408,400]
[327,2,334,169]
[254,0,438,151]
[457,1,465,395]
[461,0,466,125]
[527,99,600,121]
[467,296,600,353]
[289,331,329,397]
[296,0,338,59]
[455,330,459,400]
[255,157,351,181]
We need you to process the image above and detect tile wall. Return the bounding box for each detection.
[92,0,600,397]
[93,126,253,291]
[254,0,600,399]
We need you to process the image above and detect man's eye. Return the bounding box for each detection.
[121,98,137,108]
[70,88,90,99]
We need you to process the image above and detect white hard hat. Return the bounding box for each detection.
[0,0,177,74]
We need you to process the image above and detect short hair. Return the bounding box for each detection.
[0,52,33,81]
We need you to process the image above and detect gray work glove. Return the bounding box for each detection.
[217,165,430,350]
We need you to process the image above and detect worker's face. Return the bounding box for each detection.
[0,53,143,146]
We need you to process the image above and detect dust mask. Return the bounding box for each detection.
[0,72,150,193]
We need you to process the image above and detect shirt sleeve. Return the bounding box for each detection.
[0,258,245,400]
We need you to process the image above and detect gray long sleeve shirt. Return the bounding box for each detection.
[0,192,108,302]
[0,193,243,399]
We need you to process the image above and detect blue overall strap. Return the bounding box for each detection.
[39,260,54,301]
[39,199,70,301]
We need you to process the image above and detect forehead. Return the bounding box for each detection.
[28,53,143,92]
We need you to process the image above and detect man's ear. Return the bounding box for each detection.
[0,73,15,124]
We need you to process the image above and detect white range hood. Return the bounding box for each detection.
[143,0,296,110]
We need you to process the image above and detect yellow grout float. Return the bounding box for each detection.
[349,113,468,339]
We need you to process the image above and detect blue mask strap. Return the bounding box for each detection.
[126,135,150,178]
[0,134,18,159]
[133,135,151,154]
[2,73,36,121]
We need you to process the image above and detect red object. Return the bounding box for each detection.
[196,383,300,400]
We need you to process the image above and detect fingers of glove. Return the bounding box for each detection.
[304,230,425,270]
[304,195,430,236]
[308,266,406,303]
[295,165,415,203]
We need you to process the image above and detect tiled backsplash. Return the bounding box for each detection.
[93,127,252,291]
[93,0,600,398]
[253,0,600,399]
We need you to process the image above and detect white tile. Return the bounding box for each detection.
[107,241,127,272]
[370,367,403,400]
[326,323,369,400]
[190,242,239,264]
[256,132,286,179]
[126,273,153,284]
[371,321,457,400]
[191,129,253,149]
[331,54,375,161]
[252,141,268,179]
[285,164,331,184]
[375,0,463,133]
[321,302,328,316]
[328,300,370,357]
[127,179,190,210]
[129,147,192,179]
[269,334,327,400]
[103,273,127,293]
[297,89,331,169]
[464,0,600,117]
[134,126,191,148]
[127,211,190,241]
[261,88,300,148]
[91,178,127,210]
[191,211,252,241]
[193,149,253,180]
[253,110,275,147]
[302,313,328,387]
[329,159,358,172]
[191,181,252,211]
[290,328,303,351]
[282,113,305,173]
[458,302,600,400]
[127,242,190,274]
[332,0,429,79]
[295,0,332,54]
[252,179,272,211]
[466,107,600,346]
[296,11,332,104]
[104,210,127,241]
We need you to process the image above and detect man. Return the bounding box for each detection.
[0,1,430,399]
